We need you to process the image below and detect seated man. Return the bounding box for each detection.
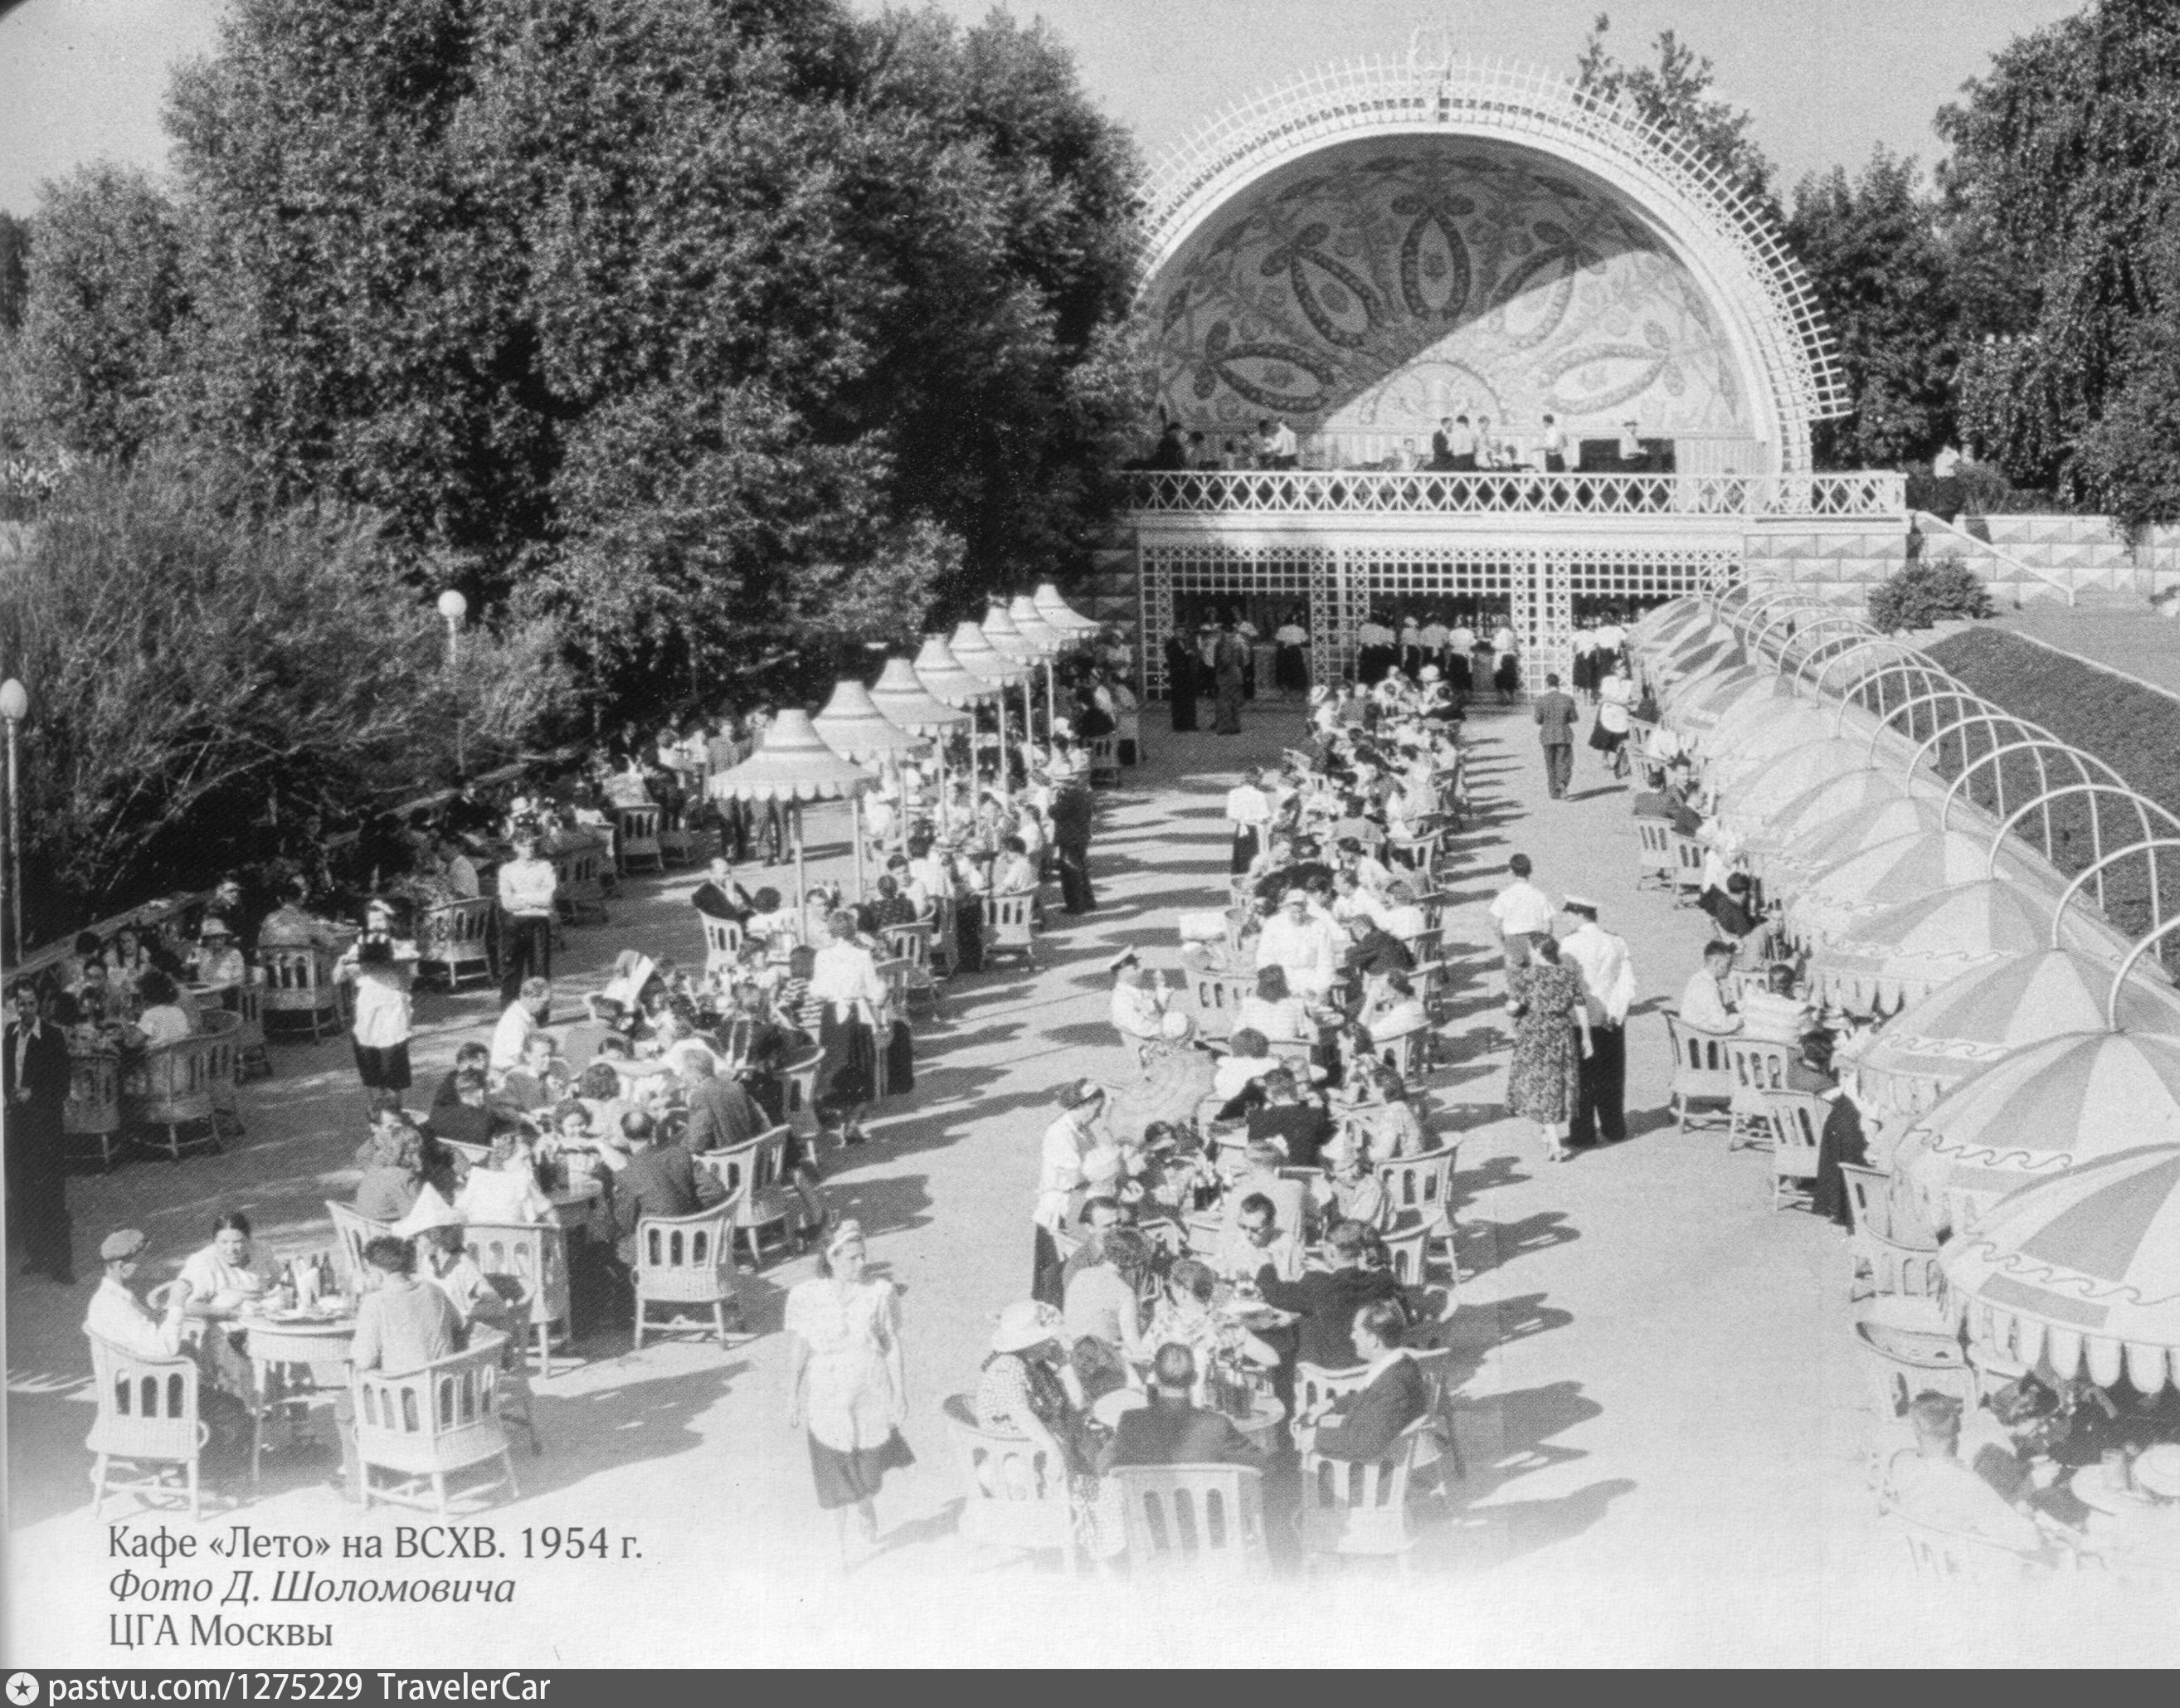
[1881,1391,2046,1555]
[1254,886,1343,1000]
[1212,1028,1279,1117]
[1302,1301,1427,1462]
[1246,1068,1335,1170]
[612,1112,730,1269]
[1095,1342,1264,1472]
[1253,1219,1408,1372]
[1213,1179,1307,1285]
[1739,963,1808,1046]
[1676,940,1742,1035]
[681,1051,768,1153]
[1108,950,1172,1053]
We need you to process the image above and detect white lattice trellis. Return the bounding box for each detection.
[1140,543,1340,695]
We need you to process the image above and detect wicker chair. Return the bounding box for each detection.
[417,897,498,991]
[702,916,745,980]
[353,1337,520,1513]
[122,1029,225,1161]
[86,1334,207,1521]
[615,805,664,874]
[66,1049,126,1172]
[1088,736,1121,789]
[1668,833,1708,905]
[943,1394,1081,1571]
[1725,1037,1793,1151]
[1662,1012,1735,1135]
[778,1047,825,1146]
[1295,1416,1435,1571]
[882,921,941,1015]
[200,1009,246,1140]
[1635,820,1676,889]
[699,1126,796,1268]
[234,974,272,1079]
[325,1203,397,1292]
[259,945,343,1042]
[1191,970,1258,1039]
[1112,1464,1268,1580]
[464,1222,572,1379]
[631,1202,747,1350]
[550,841,610,926]
[985,892,1036,971]
[1766,1089,1828,1211]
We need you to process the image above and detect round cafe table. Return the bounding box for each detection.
[236,1309,358,1487]
[1232,1393,1289,1455]
[549,1175,608,1240]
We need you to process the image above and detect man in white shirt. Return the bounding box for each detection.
[1540,412,1568,473]
[1740,962,1810,1045]
[1033,1079,1107,1306]
[1560,898,1636,1146]
[1107,951,1171,1056]
[1255,888,1342,998]
[1487,854,1555,967]
[490,976,553,1073]
[1263,417,1299,468]
[1677,940,1742,1035]
[1225,769,1274,877]
[495,833,558,1000]
[84,1228,189,1362]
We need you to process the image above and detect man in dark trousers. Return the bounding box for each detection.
[1305,1300,1428,1462]
[689,857,755,927]
[611,1112,727,1268]
[1532,672,1579,800]
[1049,777,1097,915]
[1251,1219,1408,1370]
[1095,1344,1264,1472]
[7,981,76,1282]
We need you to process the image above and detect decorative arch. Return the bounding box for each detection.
[1141,48,1847,470]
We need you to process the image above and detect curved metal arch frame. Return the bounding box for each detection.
[1807,636,1938,702]
[1828,658,1963,737]
[1864,687,2008,766]
[2110,916,2180,1032]
[2046,836,2180,949]
[1981,782,2180,912]
[1906,707,2067,796]
[1139,54,1847,470]
[1742,593,1831,665]
[1780,623,1886,693]
[1940,737,2125,840]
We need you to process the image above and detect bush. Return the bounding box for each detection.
[1868,553,1996,632]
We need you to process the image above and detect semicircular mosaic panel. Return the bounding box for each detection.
[1154,138,1752,447]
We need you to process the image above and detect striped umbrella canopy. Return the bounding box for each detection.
[1631,597,1707,650]
[1700,707,1845,791]
[812,679,930,763]
[1806,878,2129,1017]
[1758,796,1954,897]
[869,657,972,734]
[980,602,1039,666]
[1715,737,1880,835]
[1900,1029,2180,1241]
[706,710,873,800]
[912,635,999,708]
[1940,1143,2180,1393]
[1669,669,1782,737]
[1688,684,1816,760]
[950,620,1027,688]
[1856,948,2180,1122]
[1740,771,1914,861]
[1784,830,2057,950]
[1657,639,1749,699]
[1008,595,1070,657]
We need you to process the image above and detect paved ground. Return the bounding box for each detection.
[10,695,2177,1667]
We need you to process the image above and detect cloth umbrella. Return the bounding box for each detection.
[1631,596,1706,649]
[1667,666,1770,730]
[1656,638,1749,697]
[1034,581,1102,637]
[1784,830,2058,950]
[1715,737,1880,835]
[980,606,1042,762]
[1939,1142,2180,1393]
[871,656,971,839]
[707,710,874,909]
[1699,708,1851,797]
[1681,675,1800,747]
[913,635,996,708]
[1900,1029,2180,1240]
[1008,595,1068,732]
[1856,948,2180,1122]
[1757,796,1954,897]
[1740,771,1913,861]
[951,621,1026,790]
[814,679,931,898]
[1806,878,2132,1017]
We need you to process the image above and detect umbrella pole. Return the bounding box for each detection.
[794,802,807,915]
[996,695,1010,796]
[853,792,866,902]
[1046,659,1058,734]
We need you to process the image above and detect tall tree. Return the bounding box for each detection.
[1938,0,2180,522]
[1574,12,1778,218]
[0,211,29,333]
[1786,148,1960,469]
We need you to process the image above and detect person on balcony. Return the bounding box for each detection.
[1258,417,1299,470]
[1540,412,1569,474]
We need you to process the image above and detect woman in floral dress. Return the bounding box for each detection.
[785,1219,912,1567]
[1506,934,1592,1163]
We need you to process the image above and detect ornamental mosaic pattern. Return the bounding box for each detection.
[1156,139,1753,447]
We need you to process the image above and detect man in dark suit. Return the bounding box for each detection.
[1253,1220,1408,1370]
[1049,780,1097,915]
[1096,1344,1263,1472]
[611,1112,723,1266]
[7,982,76,1282]
[680,1054,766,1154]
[1307,1301,1428,1462]
[1245,1071,1335,1171]
[690,858,755,927]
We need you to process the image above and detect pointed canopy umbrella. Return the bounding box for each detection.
[1856,948,2180,1122]
[707,709,874,908]
[951,621,1025,794]
[1740,771,1914,861]
[1784,830,2059,950]
[1806,878,2131,1017]
[1034,581,1101,637]
[1699,706,1846,791]
[871,655,972,840]
[981,602,1037,664]
[1681,672,1797,737]
[1008,595,1068,731]
[1716,737,1880,834]
[1668,666,1769,729]
[1899,1030,2180,1239]
[912,634,997,708]
[1939,1142,2180,1393]
[1631,596,1705,649]
[1657,638,1748,695]
[814,679,929,898]
[1759,796,1954,896]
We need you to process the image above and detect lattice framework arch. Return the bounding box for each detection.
[1141,49,1848,471]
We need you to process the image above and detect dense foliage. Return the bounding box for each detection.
[1574,12,1778,218]
[1939,0,2180,525]
[1867,553,1996,632]
[0,459,572,934]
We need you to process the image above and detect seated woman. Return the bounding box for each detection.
[1234,965,1313,1044]
[497,1030,571,1114]
[1212,1027,1279,1120]
[991,836,1039,898]
[974,1301,1111,1532]
[353,1093,426,1222]
[1356,970,1430,1056]
[1062,1226,1156,1401]
[1335,1060,1428,1165]
[133,969,196,1049]
[177,1211,277,1321]
[454,1127,554,1225]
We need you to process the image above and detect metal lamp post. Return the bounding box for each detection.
[0,677,26,961]
[437,590,468,775]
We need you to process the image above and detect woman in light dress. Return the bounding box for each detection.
[785,1219,912,1568]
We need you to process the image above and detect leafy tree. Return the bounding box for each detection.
[1786,148,1960,469]
[1574,12,1777,218]
[0,456,572,936]
[17,165,191,461]
[1939,0,2180,522]
[0,211,29,333]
